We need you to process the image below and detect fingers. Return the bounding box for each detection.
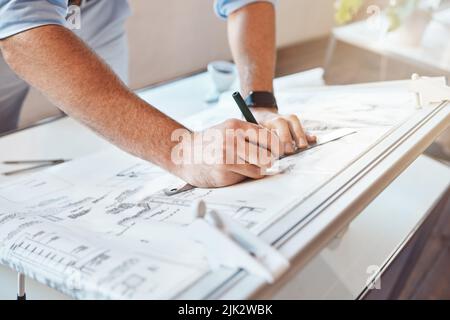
[235,139,275,169]
[286,115,317,146]
[219,117,314,165]
[248,128,281,158]
[265,118,296,154]
[265,115,317,154]
[223,119,281,159]
[286,115,308,149]
[306,134,317,144]
[227,163,265,180]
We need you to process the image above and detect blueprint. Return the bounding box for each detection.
[0,84,420,299]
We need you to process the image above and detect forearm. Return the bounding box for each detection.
[227,2,276,97]
[226,3,316,153]
[0,25,184,174]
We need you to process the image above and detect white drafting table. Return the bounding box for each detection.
[325,15,450,79]
[0,69,449,299]
[177,81,450,299]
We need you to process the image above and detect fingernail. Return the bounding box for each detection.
[285,143,294,153]
[308,135,317,142]
[299,138,308,148]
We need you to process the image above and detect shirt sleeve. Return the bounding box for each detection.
[0,0,67,39]
[214,0,277,19]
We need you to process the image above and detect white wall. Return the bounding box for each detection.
[19,0,335,126]
[126,0,336,88]
[277,0,336,46]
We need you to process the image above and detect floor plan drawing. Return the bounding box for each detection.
[0,84,422,299]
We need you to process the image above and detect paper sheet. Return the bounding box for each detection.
[0,85,419,299]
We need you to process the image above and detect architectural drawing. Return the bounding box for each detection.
[0,85,420,299]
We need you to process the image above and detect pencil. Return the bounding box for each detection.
[232,92,258,125]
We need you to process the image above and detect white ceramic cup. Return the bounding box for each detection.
[205,61,237,103]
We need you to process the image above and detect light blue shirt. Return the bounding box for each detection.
[0,0,277,39]
[214,0,276,19]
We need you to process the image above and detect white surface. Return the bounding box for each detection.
[273,155,450,299]
[189,202,290,283]
[0,74,420,299]
[333,19,450,73]
[203,98,449,299]
[0,69,325,299]
[1,154,447,300]
[0,69,446,298]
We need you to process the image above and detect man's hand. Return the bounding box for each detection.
[227,3,315,156]
[0,25,287,190]
[252,107,317,155]
[173,119,281,188]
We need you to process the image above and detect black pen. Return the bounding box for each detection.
[3,159,67,165]
[232,92,258,124]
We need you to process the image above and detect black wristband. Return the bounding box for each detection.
[245,91,278,110]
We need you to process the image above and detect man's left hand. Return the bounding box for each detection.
[252,107,316,155]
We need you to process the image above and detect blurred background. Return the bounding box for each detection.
[19,0,337,127]
[17,0,450,130]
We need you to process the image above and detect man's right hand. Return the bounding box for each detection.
[0,26,281,190]
[172,119,281,188]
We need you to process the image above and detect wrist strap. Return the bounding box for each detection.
[245,91,278,109]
